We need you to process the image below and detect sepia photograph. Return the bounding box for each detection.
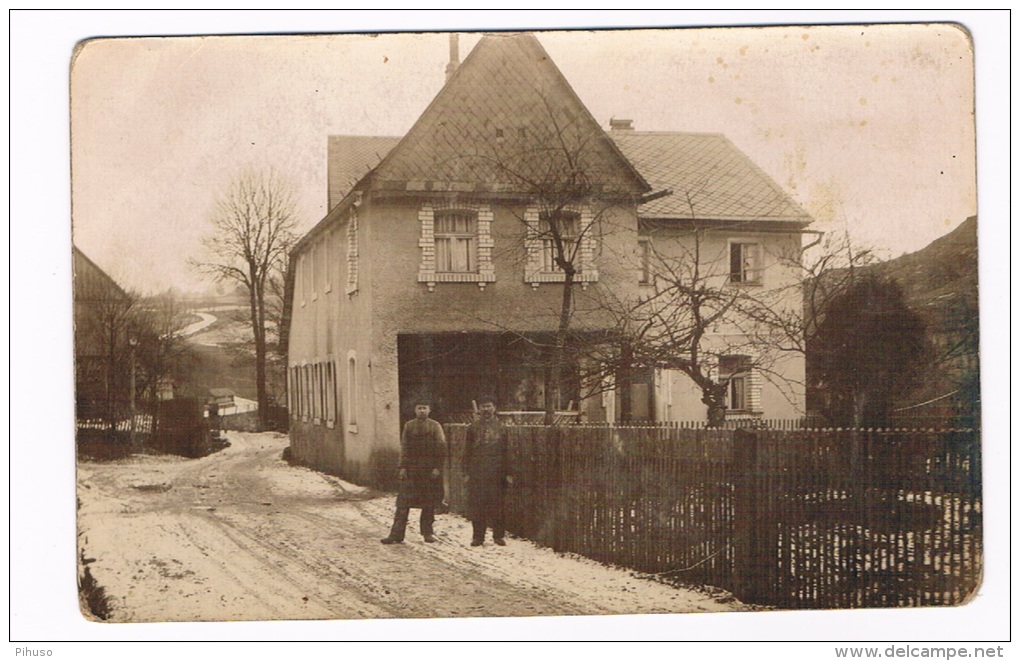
[10,10,1009,648]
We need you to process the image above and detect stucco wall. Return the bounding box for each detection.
[288,196,807,479]
[287,195,642,485]
[287,207,381,483]
[365,195,643,454]
[646,227,806,421]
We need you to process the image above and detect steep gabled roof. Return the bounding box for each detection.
[327,135,401,210]
[367,33,650,196]
[72,245,130,301]
[611,131,812,225]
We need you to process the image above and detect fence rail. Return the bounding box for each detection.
[443,423,981,610]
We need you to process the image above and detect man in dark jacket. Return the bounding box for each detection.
[381,401,447,544]
[463,396,513,546]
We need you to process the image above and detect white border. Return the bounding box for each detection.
[9,9,1010,648]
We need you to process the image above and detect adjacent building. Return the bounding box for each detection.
[73,245,134,423]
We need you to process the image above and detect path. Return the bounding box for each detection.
[76,431,745,622]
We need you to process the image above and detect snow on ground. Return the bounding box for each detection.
[186,308,254,347]
[179,312,217,337]
[76,431,746,623]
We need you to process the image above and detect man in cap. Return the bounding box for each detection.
[463,396,513,546]
[381,400,447,544]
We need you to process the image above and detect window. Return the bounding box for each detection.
[719,355,752,411]
[418,202,495,290]
[540,210,579,273]
[730,242,762,284]
[299,254,309,306]
[524,204,599,288]
[288,367,298,419]
[325,360,336,427]
[302,365,311,421]
[435,210,478,273]
[313,363,322,424]
[346,352,358,432]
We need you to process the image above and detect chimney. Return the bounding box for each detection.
[445,33,460,82]
[610,118,634,131]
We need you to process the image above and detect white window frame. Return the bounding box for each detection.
[729,240,763,285]
[288,366,298,419]
[313,362,322,425]
[716,354,762,414]
[301,363,311,422]
[434,209,479,274]
[418,201,495,291]
[325,358,336,428]
[524,204,598,289]
[346,351,358,433]
[539,209,580,274]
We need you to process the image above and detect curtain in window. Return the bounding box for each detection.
[435,211,478,273]
[720,355,752,410]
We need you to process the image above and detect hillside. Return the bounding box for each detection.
[870,216,978,333]
[808,217,980,426]
[181,307,285,406]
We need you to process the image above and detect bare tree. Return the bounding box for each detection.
[585,217,793,425]
[76,289,137,433]
[131,291,197,426]
[194,168,299,429]
[453,93,645,422]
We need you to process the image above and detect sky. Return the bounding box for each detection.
[65,17,979,294]
[9,10,1011,647]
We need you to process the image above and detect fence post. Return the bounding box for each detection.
[547,425,564,551]
[732,429,780,606]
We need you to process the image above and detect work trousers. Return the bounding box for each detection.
[471,517,504,542]
[388,505,435,541]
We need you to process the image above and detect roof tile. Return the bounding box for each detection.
[611,131,811,224]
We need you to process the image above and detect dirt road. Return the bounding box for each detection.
[76,431,744,623]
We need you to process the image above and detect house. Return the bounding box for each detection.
[609,126,813,421]
[284,33,812,485]
[205,388,236,416]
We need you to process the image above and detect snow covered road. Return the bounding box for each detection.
[76,431,745,623]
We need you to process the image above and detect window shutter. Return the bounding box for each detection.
[346,207,359,295]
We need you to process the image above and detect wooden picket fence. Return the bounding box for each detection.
[443,423,982,610]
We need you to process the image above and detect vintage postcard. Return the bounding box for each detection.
[67,21,983,635]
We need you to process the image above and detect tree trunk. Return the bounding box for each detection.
[704,383,728,428]
[248,279,269,431]
[617,340,633,424]
[545,269,575,425]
